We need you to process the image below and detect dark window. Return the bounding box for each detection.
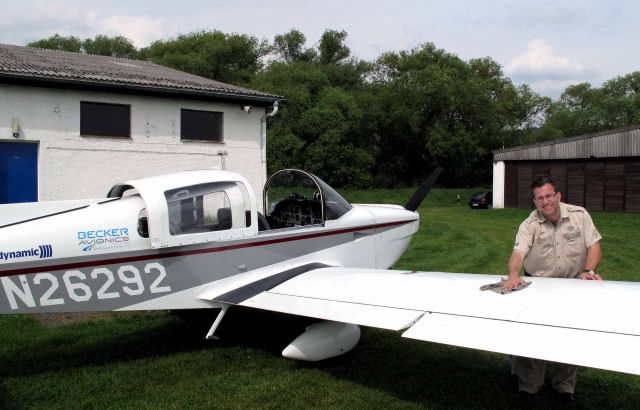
[80,101,130,137]
[181,109,223,142]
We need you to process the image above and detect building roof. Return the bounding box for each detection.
[493,124,640,161]
[0,43,281,104]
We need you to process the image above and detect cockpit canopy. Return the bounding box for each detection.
[264,169,352,229]
[106,169,353,249]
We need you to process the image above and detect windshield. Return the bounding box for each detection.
[264,169,352,229]
[312,174,353,220]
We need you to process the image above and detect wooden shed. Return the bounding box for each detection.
[492,125,640,212]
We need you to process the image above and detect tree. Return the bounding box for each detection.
[252,60,331,138]
[365,43,546,186]
[539,72,640,139]
[318,30,350,65]
[267,132,306,173]
[601,72,640,125]
[256,34,547,187]
[301,87,372,187]
[83,35,138,58]
[140,30,268,85]
[27,34,82,52]
[272,29,316,63]
[257,65,375,188]
[253,30,374,186]
[28,34,139,58]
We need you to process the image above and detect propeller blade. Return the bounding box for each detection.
[404,167,443,211]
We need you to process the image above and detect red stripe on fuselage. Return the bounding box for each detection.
[0,219,415,278]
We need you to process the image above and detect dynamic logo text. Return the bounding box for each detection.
[0,245,53,261]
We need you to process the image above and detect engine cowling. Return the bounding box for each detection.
[282,321,361,361]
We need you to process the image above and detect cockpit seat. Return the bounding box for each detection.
[217,207,232,230]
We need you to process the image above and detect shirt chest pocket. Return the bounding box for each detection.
[563,230,584,255]
[536,233,554,248]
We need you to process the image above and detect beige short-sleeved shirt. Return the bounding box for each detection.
[512,202,602,278]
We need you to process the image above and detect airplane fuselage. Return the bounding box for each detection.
[0,170,418,314]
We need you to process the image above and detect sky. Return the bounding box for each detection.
[2,0,638,98]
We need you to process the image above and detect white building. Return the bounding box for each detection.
[0,43,281,206]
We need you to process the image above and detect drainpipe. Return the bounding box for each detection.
[260,101,279,207]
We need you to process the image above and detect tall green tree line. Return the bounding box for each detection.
[27,32,640,187]
[537,73,640,140]
[28,34,139,59]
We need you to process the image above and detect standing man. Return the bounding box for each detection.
[503,177,602,402]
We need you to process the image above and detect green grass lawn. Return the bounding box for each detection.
[1,189,639,409]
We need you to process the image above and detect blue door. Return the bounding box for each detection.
[0,142,38,204]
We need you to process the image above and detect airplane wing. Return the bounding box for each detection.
[196,265,640,375]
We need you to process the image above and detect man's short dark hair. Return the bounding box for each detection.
[531,177,557,196]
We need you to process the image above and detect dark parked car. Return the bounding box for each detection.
[469,191,492,209]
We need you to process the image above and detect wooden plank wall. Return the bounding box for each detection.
[504,162,518,208]
[585,162,604,210]
[516,164,533,208]
[503,158,640,212]
[627,159,640,213]
[604,162,624,212]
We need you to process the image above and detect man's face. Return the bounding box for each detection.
[532,183,561,219]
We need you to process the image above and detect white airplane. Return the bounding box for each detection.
[0,168,638,376]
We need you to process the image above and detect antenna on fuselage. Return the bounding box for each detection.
[404,167,443,212]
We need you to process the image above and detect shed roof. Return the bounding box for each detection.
[493,124,640,161]
[0,43,281,104]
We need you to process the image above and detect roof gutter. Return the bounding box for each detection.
[261,101,280,206]
[0,72,283,105]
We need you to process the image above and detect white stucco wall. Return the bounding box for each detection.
[0,84,269,205]
[492,160,505,209]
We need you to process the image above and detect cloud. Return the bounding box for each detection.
[504,38,601,98]
[504,3,591,32]
[0,0,92,44]
[89,13,166,47]
[0,2,168,48]
[505,38,590,81]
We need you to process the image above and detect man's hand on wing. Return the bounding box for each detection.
[504,251,526,291]
[503,275,525,291]
[579,271,603,280]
